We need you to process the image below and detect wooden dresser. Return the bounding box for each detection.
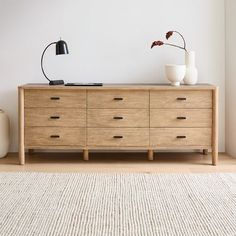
[18,84,218,165]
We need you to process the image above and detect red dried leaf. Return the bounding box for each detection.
[151,41,164,48]
[166,31,173,40]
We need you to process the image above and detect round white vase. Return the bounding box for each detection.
[165,64,186,86]
[0,110,10,158]
[184,51,198,85]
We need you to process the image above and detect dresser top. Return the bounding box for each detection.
[19,83,217,90]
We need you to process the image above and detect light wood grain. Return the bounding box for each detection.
[150,109,212,128]
[148,150,154,161]
[24,89,86,108]
[87,109,149,128]
[25,127,86,146]
[87,90,149,108]
[87,128,149,147]
[150,128,212,147]
[19,84,218,165]
[150,90,212,108]
[18,87,25,165]
[212,87,219,165]
[1,152,233,172]
[83,149,89,161]
[25,108,86,127]
[20,83,216,90]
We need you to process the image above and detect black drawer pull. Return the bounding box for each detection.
[50,97,60,100]
[113,116,123,120]
[50,135,60,138]
[177,97,187,101]
[113,135,123,139]
[177,117,186,120]
[113,97,123,101]
[176,136,186,139]
[50,116,60,119]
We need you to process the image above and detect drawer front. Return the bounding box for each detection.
[150,128,211,147]
[25,108,86,127]
[88,90,149,108]
[87,128,149,147]
[25,127,86,146]
[150,109,212,128]
[87,109,149,128]
[24,90,86,108]
[150,90,212,108]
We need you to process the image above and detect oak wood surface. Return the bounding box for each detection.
[212,87,219,165]
[25,108,86,127]
[87,128,149,147]
[150,128,212,147]
[150,90,212,108]
[1,153,233,173]
[87,90,149,108]
[87,109,149,128]
[150,109,212,128]
[20,84,216,90]
[24,89,86,108]
[18,88,25,165]
[18,84,218,166]
[25,127,86,146]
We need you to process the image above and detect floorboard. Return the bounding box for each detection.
[0,152,235,173]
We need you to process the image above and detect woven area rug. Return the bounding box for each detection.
[0,173,236,236]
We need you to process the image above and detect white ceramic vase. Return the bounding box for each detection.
[0,110,10,158]
[165,64,186,86]
[184,51,198,85]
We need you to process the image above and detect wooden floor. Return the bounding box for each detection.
[0,152,235,173]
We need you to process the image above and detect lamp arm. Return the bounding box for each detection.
[40,42,57,82]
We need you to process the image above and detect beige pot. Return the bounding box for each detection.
[0,109,10,158]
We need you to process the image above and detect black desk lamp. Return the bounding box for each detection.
[41,40,69,85]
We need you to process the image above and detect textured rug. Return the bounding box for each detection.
[0,173,236,236]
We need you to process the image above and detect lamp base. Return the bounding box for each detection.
[49,80,64,85]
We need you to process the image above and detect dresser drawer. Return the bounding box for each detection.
[24,90,86,108]
[150,128,211,147]
[87,90,149,108]
[150,109,212,128]
[25,127,86,146]
[25,108,86,127]
[87,109,149,128]
[87,128,149,147]
[150,90,212,108]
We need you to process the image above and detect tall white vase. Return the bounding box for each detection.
[184,51,198,85]
[0,110,10,158]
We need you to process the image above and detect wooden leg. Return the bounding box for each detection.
[148,150,154,161]
[83,149,89,161]
[212,148,218,166]
[203,149,208,155]
[28,149,34,155]
[212,87,218,166]
[19,148,25,165]
[18,87,25,165]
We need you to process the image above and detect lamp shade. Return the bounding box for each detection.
[56,40,69,55]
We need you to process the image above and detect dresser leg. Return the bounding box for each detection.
[19,148,25,165]
[212,149,218,166]
[83,149,89,161]
[212,87,218,166]
[18,87,25,165]
[203,149,208,155]
[148,150,154,161]
[28,149,34,155]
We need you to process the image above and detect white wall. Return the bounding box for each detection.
[0,0,225,152]
[226,0,236,157]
